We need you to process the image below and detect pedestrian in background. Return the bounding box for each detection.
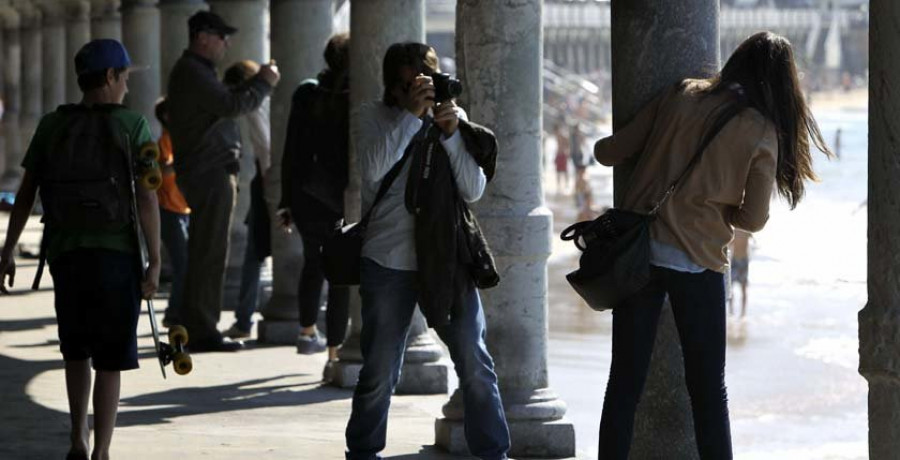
[166,11,279,352]
[553,123,570,194]
[222,60,272,340]
[154,98,190,328]
[278,33,351,364]
[728,230,751,318]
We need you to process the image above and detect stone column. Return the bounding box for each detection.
[209,0,268,311]
[860,0,900,458]
[158,0,205,92]
[329,0,448,396]
[610,1,718,458]
[0,13,5,179]
[257,0,330,342]
[89,0,120,40]
[121,0,160,134]
[40,1,66,113]
[438,1,575,458]
[1,5,22,190]
[18,0,41,188]
[65,0,90,102]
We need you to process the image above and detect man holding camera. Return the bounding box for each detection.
[344,43,510,460]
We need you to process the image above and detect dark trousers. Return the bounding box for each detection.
[598,267,732,460]
[234,204,262,332]
[296,219,349,347]
[176,168,237,344]
[159,209,189,323]
[345,258,509,460]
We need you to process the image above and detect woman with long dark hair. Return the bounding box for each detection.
[592,32,833,459]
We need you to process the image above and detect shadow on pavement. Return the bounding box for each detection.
[385,446,478,459]
[10,338,60,349]
[0,353,69,459]
[118,374,352,427]
[0,286,55,297]
[0,315,56,332]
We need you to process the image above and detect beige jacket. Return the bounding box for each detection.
[594,79,778,273]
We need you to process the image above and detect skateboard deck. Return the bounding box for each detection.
[127,138,191,378]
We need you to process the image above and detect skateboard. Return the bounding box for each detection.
[126,139,192,379]
[146,302,192,378]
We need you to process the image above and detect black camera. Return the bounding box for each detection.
[432,73,462,103]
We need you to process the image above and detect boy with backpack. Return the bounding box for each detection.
[0,39,160,460]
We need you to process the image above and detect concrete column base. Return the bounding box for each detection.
[328,360,448,395]
[328,361,359,388]
[330,309,448,394]
[436,387,574,458]
[435,418,575,459]
[257,319,299,344]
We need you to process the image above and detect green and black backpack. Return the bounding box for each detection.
[31,103,136,288]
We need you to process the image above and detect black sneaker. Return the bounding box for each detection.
[189,337,244,353]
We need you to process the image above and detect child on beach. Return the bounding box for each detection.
[0,39,160,460]
[729,230,751,318]
[554,123,570,193]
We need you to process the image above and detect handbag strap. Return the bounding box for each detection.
[358,119,432,229]
[648,102,745,216]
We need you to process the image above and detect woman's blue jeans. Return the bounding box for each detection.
[598,266,732,460]
[345,258,510,460]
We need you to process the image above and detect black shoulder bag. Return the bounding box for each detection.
[561,106,741,311]
[321,126,423,286]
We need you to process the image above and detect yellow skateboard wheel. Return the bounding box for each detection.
[172,352,193,375]
[139,167,162,191]
[169,325,189,346]
[139,141,160,162]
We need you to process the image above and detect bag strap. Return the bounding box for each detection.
[358,120,432,229]
[648,102,745,216]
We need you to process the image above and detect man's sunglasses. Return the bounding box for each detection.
[199,28,229,41]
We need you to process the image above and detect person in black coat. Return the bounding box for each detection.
[277,33,350,363]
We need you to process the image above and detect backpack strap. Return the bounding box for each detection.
[31,237,47,290]
[357,120,431,231]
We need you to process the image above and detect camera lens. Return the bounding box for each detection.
[446,79,462,99]
[433,73,463,103]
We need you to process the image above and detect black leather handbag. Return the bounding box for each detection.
[322,146,414,286]
[561,105,741,311]
[561,208,655,311]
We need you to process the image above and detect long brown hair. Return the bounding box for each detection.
[704,31,833,209]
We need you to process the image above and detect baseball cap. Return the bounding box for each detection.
[74,39,135,76]
[188,11,238,37]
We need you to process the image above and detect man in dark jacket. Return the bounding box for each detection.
[167,11,280,352]
[344,42,510,460]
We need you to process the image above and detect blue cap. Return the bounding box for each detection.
[74,39,132,77]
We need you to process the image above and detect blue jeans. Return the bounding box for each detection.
[234,205,262,332]
[159,209,189,323]
[345,258,510,460]
[598,266,732,460]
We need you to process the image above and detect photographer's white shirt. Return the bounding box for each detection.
[356,101,486,271]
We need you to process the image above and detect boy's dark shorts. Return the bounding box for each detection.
[49,248,141,371]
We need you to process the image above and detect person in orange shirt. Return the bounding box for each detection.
[155,98,190,327]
